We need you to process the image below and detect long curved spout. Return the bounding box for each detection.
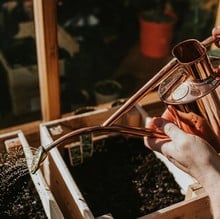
[31,125,167,174]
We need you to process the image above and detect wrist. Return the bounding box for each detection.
[198,169,220,219]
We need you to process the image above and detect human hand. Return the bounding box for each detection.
[161,106,220,152]
[212,26,220,48]
[212,26,220,78]
[144,117,220,184]
[144,116,220,219]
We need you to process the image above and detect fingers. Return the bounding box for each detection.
[162,106,209,137]
[212,26,220,48]
[161,107,176,122]
[153,117,186,141]
[144,117,185,153]
[164,106,203,128]
[144,116,169,152]
[163,108,220,150]
[162,106,189,129]
[172,110,203,134]
[212,26,220,38]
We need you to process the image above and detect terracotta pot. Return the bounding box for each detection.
[139,17,175,58]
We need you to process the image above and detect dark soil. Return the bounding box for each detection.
[67,135,185,219]
[0,150,47,219]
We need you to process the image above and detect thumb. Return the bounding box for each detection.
[153,117,186,141]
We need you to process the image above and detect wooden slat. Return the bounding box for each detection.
[211,0,220,50]
[33,0,60,121]
[40,101,212,219]
[214,0,220,26]
[0,120,40,136]
[138,193,212,219]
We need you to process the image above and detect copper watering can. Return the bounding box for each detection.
[31,36,220,174]
[102,36,220,134]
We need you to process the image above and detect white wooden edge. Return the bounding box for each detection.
[19,130,64,219]
[40,124,95,219]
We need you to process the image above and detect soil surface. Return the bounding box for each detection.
[0,151,47,219]
[67,135,185,219]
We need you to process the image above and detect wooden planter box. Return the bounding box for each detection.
[39,97,212,219]
[0,130,64,219]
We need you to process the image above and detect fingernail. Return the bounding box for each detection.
[145,117,152,125]
[212,26,220,34]
[212,27,216,35]
[212,27,220,38]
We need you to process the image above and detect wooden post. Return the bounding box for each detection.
[211,0,220,50]
[33,0,60,121]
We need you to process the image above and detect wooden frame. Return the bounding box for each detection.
[39,100,212,219]
[211,0,220,50]
[33,0,60,121]
[0,130,64,219]
[0,2,219,218]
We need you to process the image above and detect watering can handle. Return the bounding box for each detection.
[201,36,220,79]
[201,35,220,48]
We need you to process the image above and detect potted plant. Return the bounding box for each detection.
[94,79,122,104]
[137,0,177,58]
